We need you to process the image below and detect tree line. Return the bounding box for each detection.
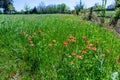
[22,2,70,14]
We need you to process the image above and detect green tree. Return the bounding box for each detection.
[57,4,62,13]
[20,9,24,14]
[116,0,120,7]
[0,0,4,8]
[45,5,54,13]
[60,3,67,13]
[37,1,46,14]
[36,1,69,14]
[0,0,14,13]
[8,4,14,14]
[31,6,38,14]
[24,4,31,14]
[74,0,84,15]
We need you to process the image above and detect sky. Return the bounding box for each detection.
[13,0,115,11]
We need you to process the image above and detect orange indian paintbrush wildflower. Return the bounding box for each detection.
[82,50,86,54]
[30,43,34,47]
[71,52,75,55]
[92,47,97,51]
[28,38,32,41]
[82,36,86,40]
[86,46,90,50]
[118,62,120,65]
[68,36,76,43]
[89,43,93,47]
[63,41,68,47]
[71,61,74,65]
[29,40,33,44]
[100,53,105,57]
[76,54,82,59]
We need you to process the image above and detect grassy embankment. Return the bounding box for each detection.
[0,14,120,79]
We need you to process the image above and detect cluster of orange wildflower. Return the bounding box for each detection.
[32,32,37,36]
[92,47,97,51]
[68,52,83,65]
[114,56,120,65]
[48,40,57,47]
[82,36,86,40]
[71,52,75,55]
[63,36,98,54]
[20,32,35,47]
[20,32,29,37]
[76,54,82,59]
[63,41,68,47]
[68,52,82,59]
[28,37,34,47]
[117,61,120,65]
[68,35,76,43]
[81,43,97,55]
[79,37,100,60]
[38,30,44,34]
[85,43,93,51]
[21,29,45,47]
[21,29,43,37]
[63,35,76,47]
[100,53,105,57]
[82,50,86,54]
[85,43,97,52]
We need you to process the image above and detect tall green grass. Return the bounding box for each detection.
[0,14,120,79]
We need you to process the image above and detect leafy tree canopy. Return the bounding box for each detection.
[0,0,14,13]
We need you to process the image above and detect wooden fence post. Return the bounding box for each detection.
[88,7,93,20]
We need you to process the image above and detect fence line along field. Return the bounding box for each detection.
[0,14,120,79]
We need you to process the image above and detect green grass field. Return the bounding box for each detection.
[0,14,120,80]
